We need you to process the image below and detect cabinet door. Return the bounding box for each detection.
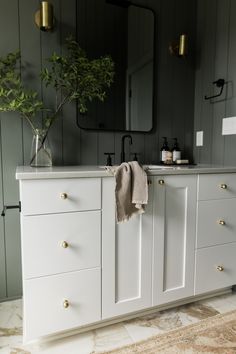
[102,177,153,319]
[153,175,197,305]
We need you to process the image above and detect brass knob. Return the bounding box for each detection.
[218,220,226,226]
[61,241,69,248]
[216,265,224,272]
[159,179,165,185]
[63,300,69,308]
[220,184,227,189]
[148,180,152,185]
[60,193,68,199]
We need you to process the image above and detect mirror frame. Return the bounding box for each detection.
[76,2,157,133]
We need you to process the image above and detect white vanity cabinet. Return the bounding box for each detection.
[19,177,102,342]
[102,177,153,318]
[16,166,236,343]
[195,173,236,295]
[152,175,197,305]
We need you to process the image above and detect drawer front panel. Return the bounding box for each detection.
[195,243,236,295]
[198,173,236,200]
[22,211,101,279]
[20,178,101,215]
[24,268,101,341]
[197,199,236,248]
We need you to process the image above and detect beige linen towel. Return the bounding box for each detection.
[107,161,148,222]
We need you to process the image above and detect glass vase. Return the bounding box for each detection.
[30,129,52,167]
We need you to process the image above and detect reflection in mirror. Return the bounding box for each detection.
[76,0,154,132]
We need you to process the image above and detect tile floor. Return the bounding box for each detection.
[1,291,236,354]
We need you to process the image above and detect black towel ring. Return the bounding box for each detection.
[204,79,225,100]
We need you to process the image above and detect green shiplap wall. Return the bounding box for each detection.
[194,0,236,165]
[0,0,77,301]
[0,0,196,301]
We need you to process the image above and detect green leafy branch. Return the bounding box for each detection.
[0,51,43,135]
[0,37,115,139]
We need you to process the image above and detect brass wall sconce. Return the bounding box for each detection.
[35,1,54,32]
[169,34,188,57]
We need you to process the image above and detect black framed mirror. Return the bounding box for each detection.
[76,0,155,132]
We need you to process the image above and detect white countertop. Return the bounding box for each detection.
[16,164,236,180]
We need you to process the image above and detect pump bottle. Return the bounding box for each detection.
[160,137,170,164]
[172,138,181,163]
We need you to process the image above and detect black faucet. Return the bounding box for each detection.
[121,134,133,163]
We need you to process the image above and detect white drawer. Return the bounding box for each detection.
[22,211,101,279]
[195,243,236,295]
[197,199,236,248]
[24,268,101,342]
[198,173,236,200]
[20,178,101,215]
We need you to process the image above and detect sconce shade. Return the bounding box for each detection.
[35,1,54,32]
[169,33,188,57]
[178,34,187,56]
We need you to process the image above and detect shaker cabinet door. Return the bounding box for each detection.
[102,177,153,319]
[153,175,197,305]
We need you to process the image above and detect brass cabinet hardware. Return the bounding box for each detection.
[216,265,224,272]
[218,220,226,226]
[158,179,165,185]
[61,241,69,248]
[220,183,227,189]
[63,300,69,308]
[60,193,68,200]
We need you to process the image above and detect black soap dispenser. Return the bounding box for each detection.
[160,137,170,164]
[172,138,181,163]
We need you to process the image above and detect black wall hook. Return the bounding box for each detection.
[204,79,225,100]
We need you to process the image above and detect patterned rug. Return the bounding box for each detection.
[100,309,236,354]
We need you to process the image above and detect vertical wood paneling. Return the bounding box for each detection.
[114,132,124,165]
[224,0,236,165]
[172,0,189,156]
[0,123,6,300]
[157,0,175,157]
[0,0,23,299]
[199,0,217,164]
[80,130,98,165]
[211,0,230,165]
[177,0,196,161]
[144,0,160,165]
[61,0,78,165]
[41,0,63,165]
[98,132,115,166]
[194,0,236,166]
[193,0,205,163]
[77,0,98,165]
[19,0,42,165]
[128,133,145,164]
[5,210,22,297]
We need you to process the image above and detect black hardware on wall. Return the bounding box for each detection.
[1,202,21,217]
[131,152,140,161]
[204,79,225,100]
[104,152,115,166]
